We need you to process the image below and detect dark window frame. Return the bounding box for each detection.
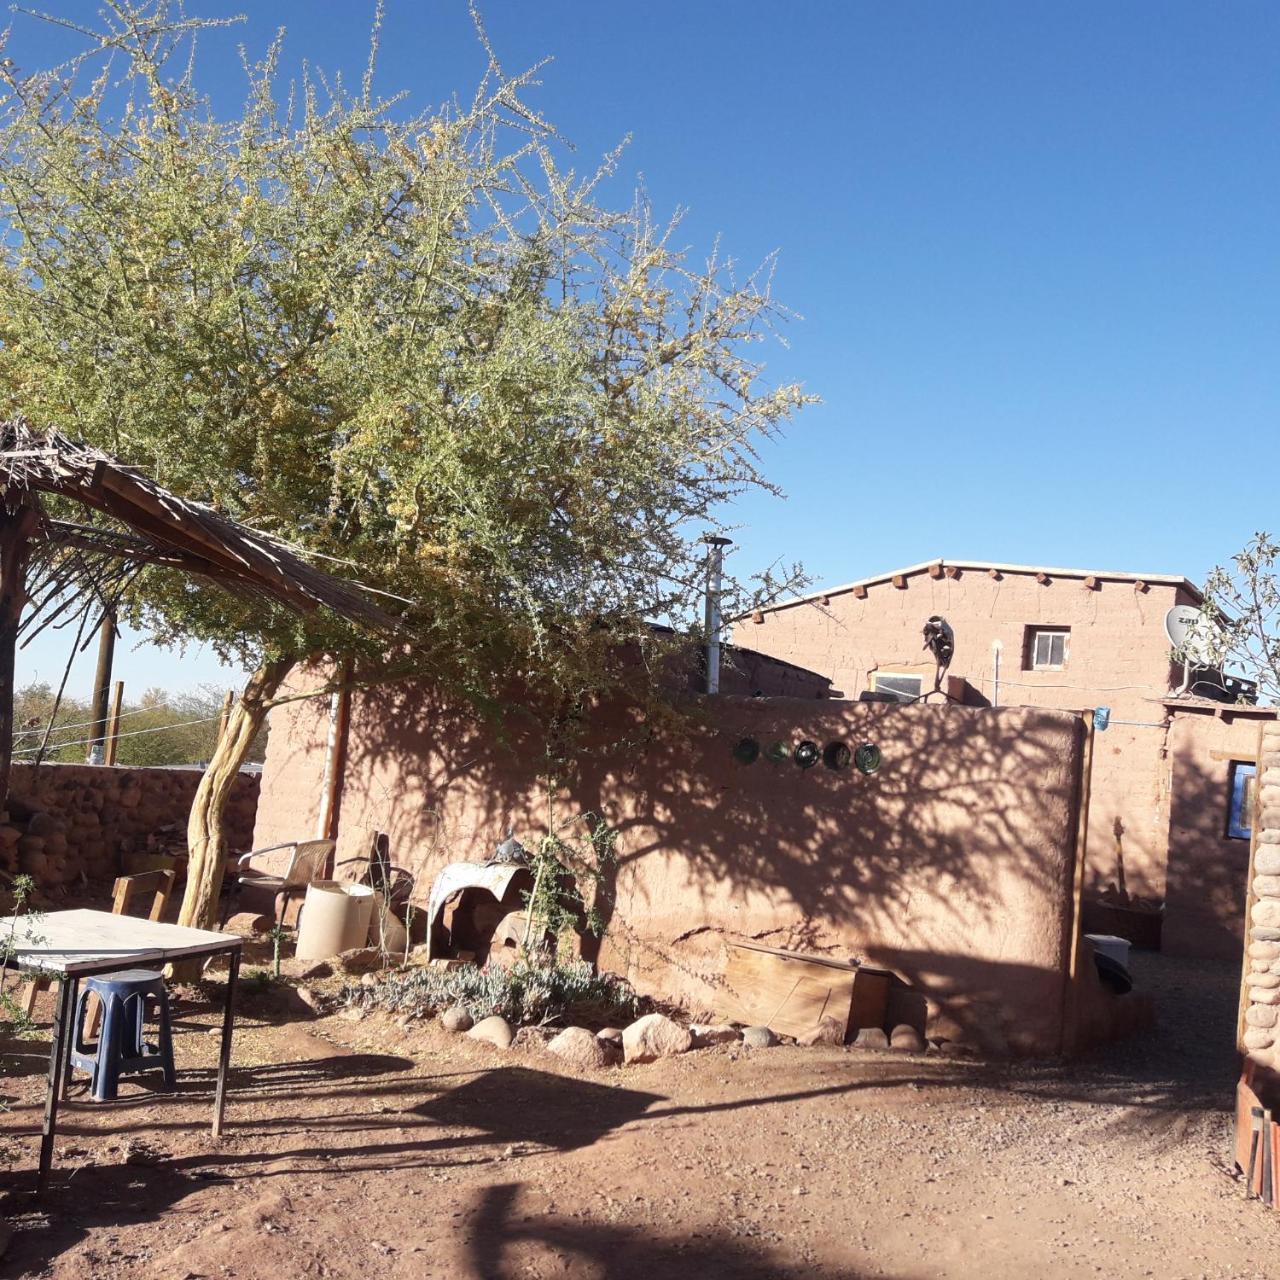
[1227,761,1256,842]
[1024,625,1071,672]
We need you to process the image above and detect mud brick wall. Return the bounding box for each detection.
[258,669,1087,1055]
[1242,719,1280,1070]
[0,763,260,891]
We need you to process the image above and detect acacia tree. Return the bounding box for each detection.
[1195,533,1280,705]
[0,3,812,930]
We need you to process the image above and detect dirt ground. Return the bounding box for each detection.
[1,951,1277,1280]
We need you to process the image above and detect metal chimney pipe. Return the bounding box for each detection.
[702,535,732,694]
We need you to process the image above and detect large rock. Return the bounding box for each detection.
[1243,1026,1274,1051]
[1246,1005,1279,1029]
[1250,988,1280,1006]
[741,1025,778,1049]
[889,1024,926,1053]
[1250,940,1280,961]
[1257,849,1280,877]
[622,1013,693,1063]
[440,1006,473,1033]
[853,1026,890,1051]
[547,1026,612,1070]
[798,1016,845,1047]
[690,1024,743,1048]
[466,1015,515,1049]
[1255,876,1280,900]
[337,947,382,975]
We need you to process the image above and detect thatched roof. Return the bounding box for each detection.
[0,417,400,635]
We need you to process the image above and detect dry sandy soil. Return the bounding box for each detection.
[2,952,1278,1280]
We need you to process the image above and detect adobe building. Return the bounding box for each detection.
[735,558,1275,957]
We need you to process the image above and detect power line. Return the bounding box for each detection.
[12,700,184,740]
[12,712,225,758]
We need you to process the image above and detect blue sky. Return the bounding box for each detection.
[11,1,1279,697]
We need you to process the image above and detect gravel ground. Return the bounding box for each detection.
[1,950,1275,1280]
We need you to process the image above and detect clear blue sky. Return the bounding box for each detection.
[11,1,1279,697]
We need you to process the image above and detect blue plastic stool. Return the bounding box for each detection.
[69,970,176,1102]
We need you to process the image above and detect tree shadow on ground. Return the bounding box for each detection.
[466,1180,916,1280]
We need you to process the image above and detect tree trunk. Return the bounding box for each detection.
[0,499,37,820]
[176,656,293,937]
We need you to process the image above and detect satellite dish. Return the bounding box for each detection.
[1165,605,1216,666]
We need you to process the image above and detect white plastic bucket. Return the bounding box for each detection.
[296,880,376,960]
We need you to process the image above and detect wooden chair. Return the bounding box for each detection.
[19,869,176,1019]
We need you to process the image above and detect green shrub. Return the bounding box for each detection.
[345,958,641,1029]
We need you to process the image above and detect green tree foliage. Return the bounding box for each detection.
[0,3,810,691]
[1194,533,1280,705]
[0,3,812,925]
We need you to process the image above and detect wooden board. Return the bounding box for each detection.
[720,941,890,1041]
[0,907,240,977]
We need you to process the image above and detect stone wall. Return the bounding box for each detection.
[0,763,260,890]
[1242,718,1280,1072]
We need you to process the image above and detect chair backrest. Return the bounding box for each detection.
[111,869,177,922]
[286,839,334,888]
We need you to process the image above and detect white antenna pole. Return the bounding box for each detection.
[703,536,732,695]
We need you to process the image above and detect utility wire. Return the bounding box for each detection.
[12,712,225,758]
[12,700,185,739]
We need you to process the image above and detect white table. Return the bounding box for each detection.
[0,908,243,1195]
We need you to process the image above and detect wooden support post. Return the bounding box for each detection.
[1061,710,1096,1055]
[0,499,37,817]
[86,610,116,763]
[103,679,124,766]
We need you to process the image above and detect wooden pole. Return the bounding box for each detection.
[0,498,38,818]
[1061,710,1096,1055]
[103,679,124,766]
[87,611,116,764]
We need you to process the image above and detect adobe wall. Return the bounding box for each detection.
[1164,707,1276,961]
[734,570,1193,903]
[257,674,1085,1054]
[0,763,260,891]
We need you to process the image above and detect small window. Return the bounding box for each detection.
[1228,762,1256,841]
[1025,627,1070,671]
[871,673,922,702]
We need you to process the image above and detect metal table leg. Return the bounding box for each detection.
[37,978,73,1195]
[212,948,239,1139]
[60,978,78,1100]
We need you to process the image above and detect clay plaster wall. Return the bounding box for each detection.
[1163,708,1276,961]
[733,569,1194,903]
[257,675,1085,1054]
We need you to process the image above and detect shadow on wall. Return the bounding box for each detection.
[259,674,1087,1054]
[1162,714,1265,963]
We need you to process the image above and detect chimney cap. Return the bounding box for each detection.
[701,534,733,547]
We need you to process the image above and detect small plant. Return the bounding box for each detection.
[1,874,43,1035]
[345,958,642,1030]
[522,806,620,960]
[266,922,288,980]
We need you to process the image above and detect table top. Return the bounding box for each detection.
[0,908,242,977]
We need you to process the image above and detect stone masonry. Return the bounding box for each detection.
[1242,719,1280,1070]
